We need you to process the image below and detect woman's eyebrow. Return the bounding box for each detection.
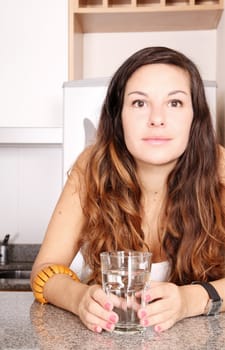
[127,90,188,98]
[127,91,148,97]
[168,90,188,96]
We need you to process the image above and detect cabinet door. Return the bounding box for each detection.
[0,0,67,127]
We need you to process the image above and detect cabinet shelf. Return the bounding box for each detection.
[74,0,222,9]
[68,0,224,79]
[0,128,63,145]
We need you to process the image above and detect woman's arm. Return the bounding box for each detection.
[31,153,118,333]
[31,171,85,276]
[30,169,86,301]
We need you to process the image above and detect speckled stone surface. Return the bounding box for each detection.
[1,291,225,350]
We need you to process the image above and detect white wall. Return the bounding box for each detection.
[83,30,217,80]
[0,0,67,127]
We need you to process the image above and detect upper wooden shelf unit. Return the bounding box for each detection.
[68,0,224,79]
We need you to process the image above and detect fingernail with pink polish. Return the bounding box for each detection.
[109,314,117,323]
[155,325,162,333]
[106,322,114,331]
[94,325,102,333]
[140,310,147,318]
[141,318,149,327]
[104,302,112,311]
[145,294,151,303]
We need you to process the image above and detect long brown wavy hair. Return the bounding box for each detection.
[76,46,225,285]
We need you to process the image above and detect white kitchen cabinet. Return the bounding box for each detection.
[69,0,223,80]
[0,145,63,244]
[0,0,67,243]
[0,0,68,128]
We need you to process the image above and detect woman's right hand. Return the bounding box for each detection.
[77,284,119,333]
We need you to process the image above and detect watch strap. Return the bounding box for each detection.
[192,281,221,301]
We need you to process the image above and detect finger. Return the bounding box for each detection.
[80,300,118,333]
[153,317,177,333]
[139,308,172,329]
[138,295,172,318]
[85,312,117,333]
[142,282,175,304]
[91,286,114,311]
[85,295,118,324]
[137,297,171,327]
[78,286,119,332]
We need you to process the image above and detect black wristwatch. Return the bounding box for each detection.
[192,281,223,316]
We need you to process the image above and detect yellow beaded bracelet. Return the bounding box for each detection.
[32,264,80,304]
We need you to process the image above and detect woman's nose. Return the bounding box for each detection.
[147,106,165,127]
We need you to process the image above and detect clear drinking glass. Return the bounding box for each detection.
[100,251,152,334]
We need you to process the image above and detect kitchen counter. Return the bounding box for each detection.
[1,292,225,349]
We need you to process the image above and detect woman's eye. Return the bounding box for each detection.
[168,99,183,108]
[132,99,146,108]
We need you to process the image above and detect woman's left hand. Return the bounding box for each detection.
[137,281,188,333]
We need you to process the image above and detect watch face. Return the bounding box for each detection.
[206,299,223,316]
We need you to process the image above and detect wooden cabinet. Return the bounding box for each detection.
[68,0,224,79]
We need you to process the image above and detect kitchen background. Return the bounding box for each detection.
[0,0,225,244]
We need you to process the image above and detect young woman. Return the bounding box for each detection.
[31,46,225,334]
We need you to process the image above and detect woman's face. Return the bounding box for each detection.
[121,63,193,168]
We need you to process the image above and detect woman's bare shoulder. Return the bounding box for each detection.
[67,146,93,186]
[218,144,225,164]
[218,144,225,185]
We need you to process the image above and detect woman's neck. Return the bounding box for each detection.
[137,163,172,262]
[137,161,174,196]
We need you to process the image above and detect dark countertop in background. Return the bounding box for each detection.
[0,263,32,291]
[0,262,32,271]
[0,278,31,291]
[2,243,40,264]
[0,244,39,291]
[1,291,225,350]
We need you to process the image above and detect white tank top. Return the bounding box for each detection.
[70,251,170,283]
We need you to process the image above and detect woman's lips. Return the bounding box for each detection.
[142,137,171,145]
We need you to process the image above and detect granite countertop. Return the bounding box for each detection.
[1,291,225,350]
